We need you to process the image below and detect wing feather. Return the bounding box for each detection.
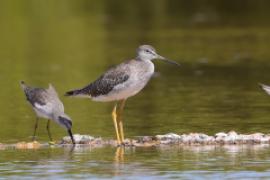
[66,63,130,97]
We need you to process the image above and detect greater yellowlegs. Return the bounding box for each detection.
[65,45,179,145]
[20,81,75,144]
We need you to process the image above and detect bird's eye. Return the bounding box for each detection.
[145,49,151,53]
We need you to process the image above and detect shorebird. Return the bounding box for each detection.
[65,45,179,145]
[20,81,75,144]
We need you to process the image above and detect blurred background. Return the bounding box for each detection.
[1,0,270,143]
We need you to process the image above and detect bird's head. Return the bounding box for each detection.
[58,114,75,144]
[136,45,180,66]
[58,114,72,130]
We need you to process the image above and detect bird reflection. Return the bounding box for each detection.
[113,147,125,176]
[115,146,125,162]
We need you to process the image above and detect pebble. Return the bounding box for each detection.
[156,133,181,141]
[62,134,95,144]
[15,141,41,149]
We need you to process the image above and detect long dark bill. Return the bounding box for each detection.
[157,55,180,67]
[68,129,76,145]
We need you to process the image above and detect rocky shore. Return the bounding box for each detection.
[61,131,270,146]
[1,131,270,150]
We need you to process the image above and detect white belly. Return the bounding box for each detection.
[93,82,146,102]
[34,108,52,119]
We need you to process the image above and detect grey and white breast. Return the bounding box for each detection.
[93,59,155,102]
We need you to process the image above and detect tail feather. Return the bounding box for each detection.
[65,84,92,97]
[65,89,84,96]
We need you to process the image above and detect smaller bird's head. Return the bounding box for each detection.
[136,45,180,66]
[58,114,72,130]
[58,114,75,144]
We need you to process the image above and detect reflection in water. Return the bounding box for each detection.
[114,147,124,163]
[114,147,125,176]
[1,145,270,178]
[157,144,270,154]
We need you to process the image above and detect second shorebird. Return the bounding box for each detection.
[65,45,180,145]
[21,81,75,144]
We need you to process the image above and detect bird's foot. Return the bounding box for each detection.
[116,141,128,147]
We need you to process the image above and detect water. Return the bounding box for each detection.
[1,145,270,179]
[1,0,270,179]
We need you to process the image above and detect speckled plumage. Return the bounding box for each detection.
[65,58,154,102]
[69,68,130,98]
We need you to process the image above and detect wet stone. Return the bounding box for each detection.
[15,141,41,149]
[0,143,5,150]
[62,134,95,144]
[136,136,155,143]
[156,133,181,141]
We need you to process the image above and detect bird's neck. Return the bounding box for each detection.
[135,56,152,62]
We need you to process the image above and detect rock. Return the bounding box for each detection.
[133,141,157,147]
[224,131,238,144]
[215,134,226,143]
[136,136,154,143]
[250,133,264,143]
[215,132,227,138]
[62,134,95,144]
[239,134,252,143]
[194,133,210,143]
[16,142,27,149]
[15,141,41,149]
[156,133,181,141]
[26,141,41,149]
[156,133,182,144]
[228,131,238,137]
[0,143,5,150]
[204,136,215,144]
[160,139,174,144]
[261,136,270,143]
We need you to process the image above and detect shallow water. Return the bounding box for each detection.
[1,0,270,179]
[1,145,270,179]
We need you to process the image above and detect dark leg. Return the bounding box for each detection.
[32,117,39,141]
[68,129,75,145]
[46,120,53,142]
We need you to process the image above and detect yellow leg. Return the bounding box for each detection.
[112,103,121,145]
[117,99,126,144]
